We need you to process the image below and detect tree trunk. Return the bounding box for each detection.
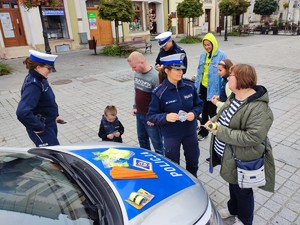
[114,20,119,44]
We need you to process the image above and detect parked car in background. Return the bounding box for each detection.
[0,143,223,225]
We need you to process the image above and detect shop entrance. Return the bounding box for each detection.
[0,1,27,47]
[87,9,113,46]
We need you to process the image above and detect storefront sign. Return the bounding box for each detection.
[87,12,97,30]
[42,10,64,16]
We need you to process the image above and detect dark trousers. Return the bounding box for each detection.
[162,132,200,177]
[228,183,254,225]
[198,84,217,137]
[27,124,59,147]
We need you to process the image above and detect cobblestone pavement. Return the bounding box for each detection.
[1,34,299,225]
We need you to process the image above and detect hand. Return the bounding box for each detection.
[185,112,195,121]
[107,133,114,139]
[204,121,218,135]
[155,64,163,71]
[166,113,179,122]
[114,132,120,137]
[211,95,220,105]
[131,109,137,116]
[147,121,154,126]
[191,75,196,81]
[56,116,66,124]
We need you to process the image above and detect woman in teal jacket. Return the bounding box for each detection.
[194,33,227,140]
[204,64,275,225]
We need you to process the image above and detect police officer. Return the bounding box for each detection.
[155,31,188,74]
[147,53,203,177]
[16,50,65,147]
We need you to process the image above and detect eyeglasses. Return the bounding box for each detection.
[45,66,53,72]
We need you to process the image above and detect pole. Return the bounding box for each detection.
[224,16,228,41]
[38,5,51,54]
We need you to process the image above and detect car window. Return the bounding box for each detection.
[0,153,97,225]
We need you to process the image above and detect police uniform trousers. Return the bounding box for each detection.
[27,124,59,147]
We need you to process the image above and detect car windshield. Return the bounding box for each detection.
[0,152,97,225]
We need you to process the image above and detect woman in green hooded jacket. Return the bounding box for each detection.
[204,64,275,225]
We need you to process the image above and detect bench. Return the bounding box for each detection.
[239,25,254,35]
[117,37,152,56]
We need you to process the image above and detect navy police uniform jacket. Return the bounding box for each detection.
[155,41,188,74]
[147,78,203,137]
[16,69,59,132]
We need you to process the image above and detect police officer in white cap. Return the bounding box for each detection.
[147,53,203,177]
[16,50,65,147]
[155,31,187,74]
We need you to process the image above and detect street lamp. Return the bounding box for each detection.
[38,4,51,54]
[224,16,228,41]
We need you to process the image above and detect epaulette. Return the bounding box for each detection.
[182,78,195,86]
[22,74,45,92]
[153,83,168,99]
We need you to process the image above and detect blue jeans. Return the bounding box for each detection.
[136,112,163,154]
[228,183,254,225]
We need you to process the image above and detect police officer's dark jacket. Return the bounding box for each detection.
[147,78,203,137]
[155,41,188,74]
[16,69,58,132]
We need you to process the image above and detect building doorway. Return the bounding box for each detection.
[87,9,113,45]
[177,17,184,34]
[205,9,211,32]
[0,0,27,47]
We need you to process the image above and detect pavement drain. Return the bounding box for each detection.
[51,79,72,85]
[109,70,133,82]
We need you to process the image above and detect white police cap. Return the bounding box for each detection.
[160,53,186,69]
[29,50,58,69]
[155,31,172,47]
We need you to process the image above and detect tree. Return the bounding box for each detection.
[18,0,60,10]
[18,0,61,54]
[177,0,204,36]
[219,0,250,40]
[253,0,278,16]
[98,0,135,44]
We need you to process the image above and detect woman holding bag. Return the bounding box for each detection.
[204,64,275,225]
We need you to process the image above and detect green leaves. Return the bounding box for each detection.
[253,0,278,16]
[177,0,204,18]
[98,0,135,23]
[18,0,61,10]
[219,0,250,16]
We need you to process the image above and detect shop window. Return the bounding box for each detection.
[86,0,99,8]
[129,2,144,32]
[42,3,69,39]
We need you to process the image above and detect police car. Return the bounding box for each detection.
[0,143,223,225]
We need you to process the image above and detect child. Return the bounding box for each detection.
[98,105,124,143]
[211,59,233,112]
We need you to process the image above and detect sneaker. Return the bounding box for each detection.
[218,208,234,219]
[198,134,208,141]
[233,217,244,225]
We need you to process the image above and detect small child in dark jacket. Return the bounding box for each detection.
[98,105,124,143]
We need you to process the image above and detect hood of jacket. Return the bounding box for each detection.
[230,85,269,105]
[202,33,218,57]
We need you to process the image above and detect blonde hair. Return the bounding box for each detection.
[104,105,117,117]
[127,51,146,63]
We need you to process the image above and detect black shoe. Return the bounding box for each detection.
[206,157,210,162]
[198,134,208,141]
